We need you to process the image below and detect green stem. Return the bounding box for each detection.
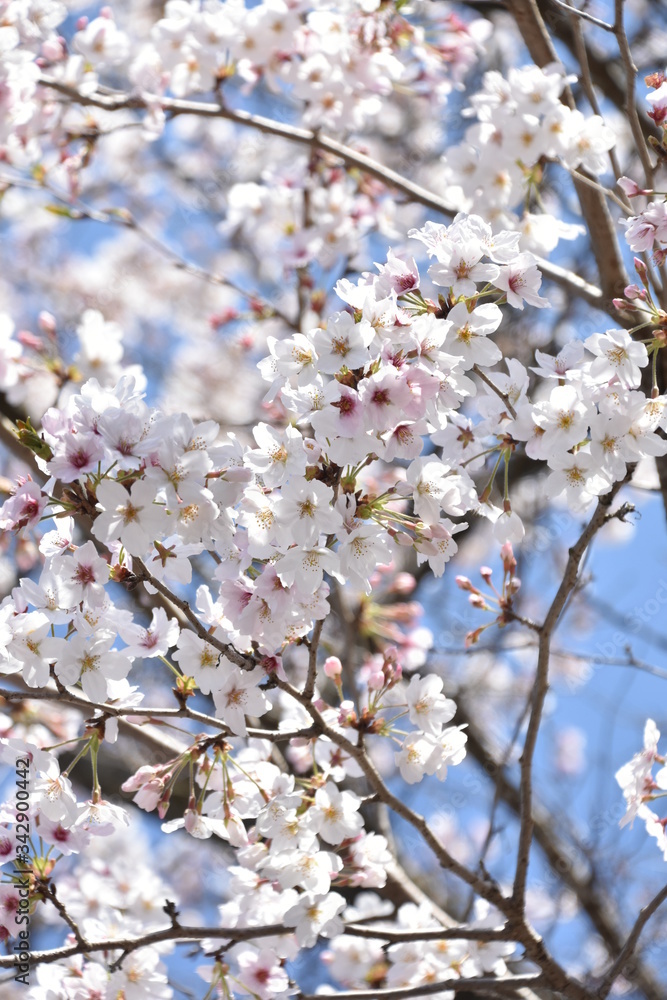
[158,655,182,678]
[61,738,92,779]
[480,449,505,502]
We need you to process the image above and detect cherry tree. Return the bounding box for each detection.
[0,0,666,998]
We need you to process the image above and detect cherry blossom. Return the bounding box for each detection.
[0,5,666,997]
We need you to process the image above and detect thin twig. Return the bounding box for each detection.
[0,923,291,969]
[297,974,547,1000]
[0,172,296,329]
[273,678,591,999]
[596,882,667,998]
[43,883,89,949]
[472,365,518,419]
[132,558,258,672]
[344,923,509,943]
[302,618,324,701]
[613,0,654,189]
[512,479,629,911]
[34,77,610,314]
[550,0,613,31]
[0,685,316,741]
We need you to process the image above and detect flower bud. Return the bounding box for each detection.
[634,257,649,287]
[367,669,385,690]
[500,541,516,573]
[17,330,44,352]
[389,571,417,595]
[324,656,342,679]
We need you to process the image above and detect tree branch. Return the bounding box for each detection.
[596,882,667,998]
[507,0,629,306]
[273,679,592,1000]
[0,922,291,969]
[343,923,510,943]
[34,77,608,314]
[132,558,258,672]
[297,976,547,1000]
[512,479,629,910]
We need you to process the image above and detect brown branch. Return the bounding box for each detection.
[37,77,457,220]
[0,922,291,969]
[0,685,315,742]
[540,0,658,150]
[303,618,324,701]
[596,883,667,998]
[132,558,258,672]
[550,0,613,31]
[297,975,547,1000]
[344,923,510,943]
[472,365,518,419]
[273,679,592,1000]
[273,676,505,905]
[507,0,629,307]
[34,77,608,315]
[456,700,667,1000]
[512,479,629,910]
[613,0,655,188]
[42,883,89,950]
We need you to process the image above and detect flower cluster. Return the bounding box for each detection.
[324,898,515,993]
[437,63,613,247]
[0,0,488,167]
[0,776,174,997]
[616,719,667,860]
[2,0,667,995]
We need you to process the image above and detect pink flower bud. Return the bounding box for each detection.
[634,257,649,286]
[17,330,43,351]
[465,627,484,648]
[38,311,57,336]
[389,572,417,595]
[480,566,492,583]
[383,646,399,666]
[41,38,67,62]
[324,656,342,679]
[455,575,475,591]
[338,701,357,726]
[76,16,88,30]
[367,670,385,690]
[209,308,239,329]
[617,176,642,197]
[500,541,516,573]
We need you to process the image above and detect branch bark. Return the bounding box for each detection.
[507,0,629,307]
[33,77,607,314]
[512,481,630,909]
